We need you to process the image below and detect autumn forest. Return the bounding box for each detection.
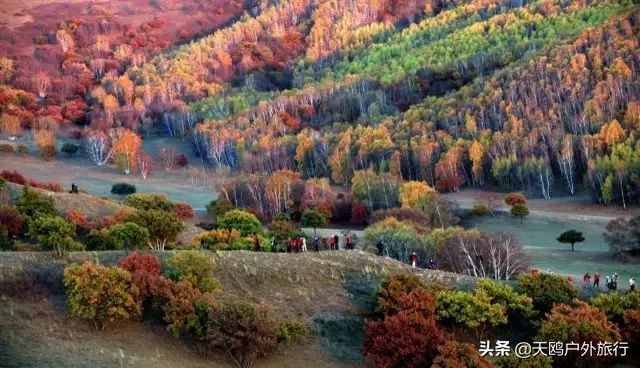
[0,0,638,212]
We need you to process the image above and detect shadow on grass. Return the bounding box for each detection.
[312,272,383,364]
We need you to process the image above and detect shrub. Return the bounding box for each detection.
[38,144,56,160]
[119,251,161,275]
[623,309,640,348]
[1,170,26,185]
[516,271,577,314]
[175,154,188,167]
[16,186,56,218]
[376,274,429,316]
[431,340,492,368]
[370,208,431,229]
[277,320,309,345]
[475,279,535,320]
[504,192,527,206]
[174,202,194,220]
[0,206,25,237]
[493,354,553,368]
[194,229,242,250]
[217,209,262,236]
[61,142,79,156]
[604,216,640,256]
[206,198,234,223]
[111,182,136,195]
[0,144,15,153]
[470,203,490,217]
[161,279,215,338]
[84,229,116,250]
[127,209,184,251]
[27,215,84,256]
[537,301,621,368]
[300,208,327,235]
[399,181,435,209]
[269,218,301,244]
[436,289,507,336]
[66,209,92,232]
[364,217,431,266]
[206,301,279,368]
[63,262,141,329]
[364,290,445,368]
[0,225,12,251]
[350,201,368,225]
[590,291,640,323]
[510,203,529,223]
[125,193,175,212]
[166,251,221,292]
[32,180,63,192]
[106,222,150,250]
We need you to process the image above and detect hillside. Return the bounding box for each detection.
[2,181,203,246]
[0,0,639,209]
[0,250,473,367]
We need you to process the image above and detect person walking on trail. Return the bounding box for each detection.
[629,277,636,291]
[410,252,417,269]
[612,273,619,290]
[606,275,612,290]
[253,235,261,252]
[345,234,353,250]
[376,241,384,256]
[301,236,307,252]
[428,258,436,269]
[314,236,320,252]
[593,273,600,289]
[583,272,591,285]
[334,234,339,250]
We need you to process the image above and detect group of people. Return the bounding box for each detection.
[375,244,438,270]
[583,272,636,291]
[285,233,355,253]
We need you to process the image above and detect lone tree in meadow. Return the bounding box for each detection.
[510,204,529,223]
[504,192,527,207]
[300,208,327,237]
[557,230,585,252]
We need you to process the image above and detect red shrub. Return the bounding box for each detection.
[0,170,26,185]
[119,252,162,300]
[364,298,445,367]
[432,341,493,368]
[174,202,195,220]
[99,208,135,228]
[0,206,25,237]
[118,252,161,275]
[504,192,527,206]
[364,288,445,367]
[66,209,92,230]
[175,154,188,167]
[0,170,62,192]
[623,309,640,349]
[350,201,368,226]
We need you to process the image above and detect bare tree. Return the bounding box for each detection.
[85,130,112,166]
[159,147,177,171]
[439,232,529,280]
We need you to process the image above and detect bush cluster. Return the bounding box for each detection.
[63,251,306,368]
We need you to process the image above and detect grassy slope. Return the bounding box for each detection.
[3,182,202,246]
[0,250,473,367]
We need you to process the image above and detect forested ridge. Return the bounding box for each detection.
[1,0,640,207]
